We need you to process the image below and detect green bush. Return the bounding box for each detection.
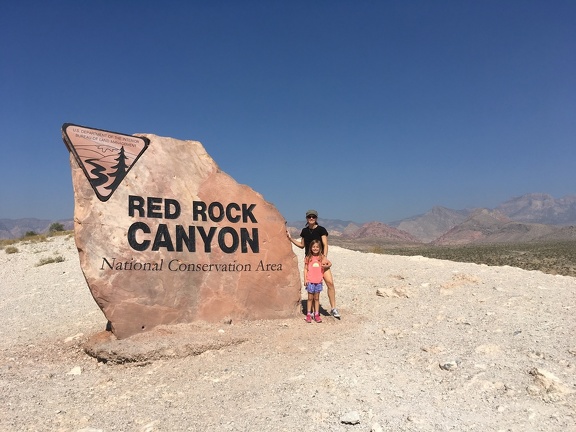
[49,222,65,233]
[369,245,385,254]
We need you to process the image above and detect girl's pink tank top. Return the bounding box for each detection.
[306,256,324,283]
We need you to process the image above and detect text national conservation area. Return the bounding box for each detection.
[97,195,285,274]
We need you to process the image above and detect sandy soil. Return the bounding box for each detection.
[1,234,575,432]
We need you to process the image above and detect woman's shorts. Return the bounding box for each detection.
[306,282,323,294]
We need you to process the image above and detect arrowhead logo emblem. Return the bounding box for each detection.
[62,123,150,202]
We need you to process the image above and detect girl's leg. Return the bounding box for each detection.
[313,293,322,322]
[306,291,313,322]
[307,291,314,314]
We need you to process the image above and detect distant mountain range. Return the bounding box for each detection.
[430,208,575,245]
[287,193,576,245]
[3,193,576,244]
[0,218,74,240]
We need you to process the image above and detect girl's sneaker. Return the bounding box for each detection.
[314,313,322,323]
[305,314,312,323]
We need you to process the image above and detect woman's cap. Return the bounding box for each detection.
[306,209,318,217]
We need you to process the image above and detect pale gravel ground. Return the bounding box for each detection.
[1,234,575,432]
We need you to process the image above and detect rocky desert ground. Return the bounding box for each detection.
[1,234,575,431]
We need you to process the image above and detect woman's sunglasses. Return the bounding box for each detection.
[307,215,317,219]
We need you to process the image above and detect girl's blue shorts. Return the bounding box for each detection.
[306,282,323,294]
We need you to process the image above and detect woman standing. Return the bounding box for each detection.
[287,209,340,319]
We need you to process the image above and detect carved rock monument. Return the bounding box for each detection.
[62,124,301,339]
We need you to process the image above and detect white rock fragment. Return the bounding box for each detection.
[440,359,461,371]
[340,411,361,424]
[529,367,574,396]
[67,366,82,375]
[64,333,84,343]
[376,288,391,297]
[375,287,409,298]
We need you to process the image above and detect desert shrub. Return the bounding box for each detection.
[49,229,73,238]
[369,245,386,254]
[4,246,19,254]
[36,255,65,266]
[25,231,39,237]
[0,239,18,248]
[23,234,48,244]
[49,222,65,233]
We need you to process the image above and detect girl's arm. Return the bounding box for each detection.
[303,260,308,286]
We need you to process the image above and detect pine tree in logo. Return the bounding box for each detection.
[106,146,129,193]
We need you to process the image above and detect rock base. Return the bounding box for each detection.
[84,322,249,364]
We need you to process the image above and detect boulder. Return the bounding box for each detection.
[63,125,301,338]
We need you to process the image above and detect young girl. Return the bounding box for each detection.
[304,239,331,323]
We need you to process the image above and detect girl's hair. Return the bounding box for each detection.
[305,239,323,260]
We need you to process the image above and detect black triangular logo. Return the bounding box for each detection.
[62,123,150,202]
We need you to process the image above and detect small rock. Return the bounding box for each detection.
[440,359,460,371]
[64,333,84,343]
[376,287,409,298]
[529,367,574,395]
[421,345,443,354]
[67,366,82,375]
[340,411,361,425]
[393,286,409,298]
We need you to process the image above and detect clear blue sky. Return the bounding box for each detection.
[1,1,575,224]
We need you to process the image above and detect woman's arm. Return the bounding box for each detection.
[287,231,305,249]
[321,234,331,267]
[321,234,329,257]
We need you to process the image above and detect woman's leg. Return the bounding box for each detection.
[323,269,336,310]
